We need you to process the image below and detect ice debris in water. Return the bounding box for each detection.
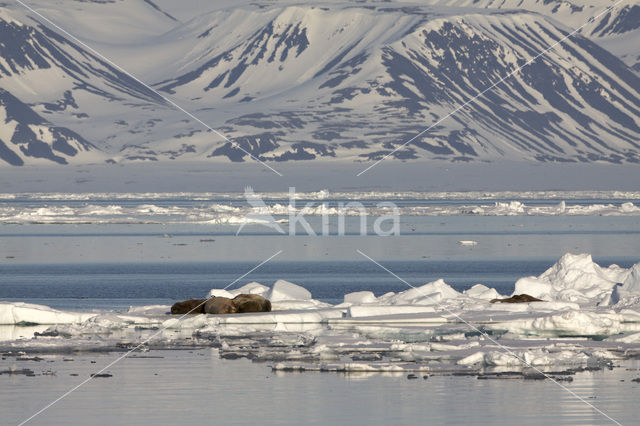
[2,253,640,374]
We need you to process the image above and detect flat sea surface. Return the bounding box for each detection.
[3,350,640,426]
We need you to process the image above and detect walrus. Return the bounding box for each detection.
[204,297,238,314]
[232,294,271,313]
[490,294,543,303]
[171,298,206,314]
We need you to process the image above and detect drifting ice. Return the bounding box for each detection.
[2,253,640,372]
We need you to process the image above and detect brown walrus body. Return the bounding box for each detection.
[170,299,206,314]
[490,294,543,303]
[171,294,272,315]
[204,297,238,314]
[232,294,272,313]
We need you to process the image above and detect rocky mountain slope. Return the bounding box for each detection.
[0,0,638,166]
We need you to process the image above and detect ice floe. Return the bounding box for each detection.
[0,302,96,325]
[266,280,312,302]
[2,253,640,375]
[513,253,633,306]
[2,191,640,225]
[1,190,639,202]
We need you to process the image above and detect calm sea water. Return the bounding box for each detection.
[3,350,639,426]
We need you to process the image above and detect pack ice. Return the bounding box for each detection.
[2,253,640,375]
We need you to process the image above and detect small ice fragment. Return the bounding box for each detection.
[343,291,377,304]
[607,332,640,343]
[207,289,235,299]
[557,200,566,213]
[347,305,436,318]
[464,284,502,300]
[267,280,312,301]
[228,282,270,297]
[0,302,96,325]
[620,202,639,213]
[384,279,460,305]
[458,351,485,366]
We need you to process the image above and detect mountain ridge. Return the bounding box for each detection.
[0,1,638,166]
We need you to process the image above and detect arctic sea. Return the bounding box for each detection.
[1,193,640,425]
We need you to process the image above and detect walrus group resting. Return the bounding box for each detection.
[172,293,541,314]
[170,294,271,315]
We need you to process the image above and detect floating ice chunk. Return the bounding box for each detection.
[620,202,640,213]
[606,333,640,343]
[536,310,621,335]
[459,348,589,367]
[207,289,235,299]
[390,342,431,353]
[490,310,638,336]
[162,314,210,329]
[487,301,580,313]
[272,362,430,373]
[228,282,270,297]
[0,302,96,325]
[464,284,502,300]
[514,253,634,305]
[512,277,553,300]
[137,204,164,214]
[267,280,312,301]
[607,263,640,306]
[312,189,330,199]
[0,324,51,341]
[429,341,480,352]
[79,205,123,216]
[457,351,485,366]
[607,332,640,343]
[347,305,437,318]
[84,313,161,329]
[378,279,460,305]
[344,291,377,304]
[542,253,627,286]
[617,309,640,322]
[127,305,170,315]
[622,263,640,292]
[205,215,274,225]
[271,300,333,310]
[493,201,525,215]
[217,308,343,324]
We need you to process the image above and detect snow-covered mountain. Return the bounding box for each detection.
[0,0,639,166]
[0,88,96,165]
[0,3,176,166]
[419,0,640,72]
